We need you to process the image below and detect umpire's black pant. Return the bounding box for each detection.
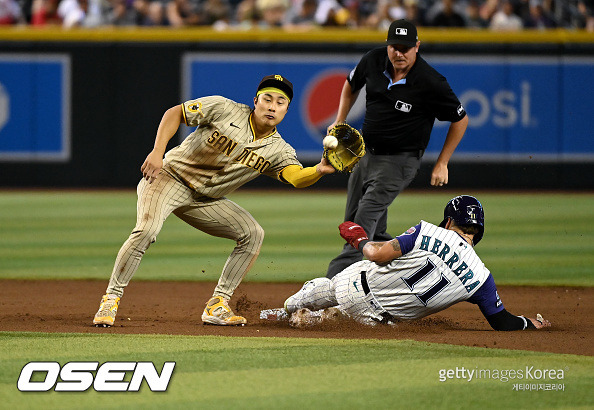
[326,151,422,279]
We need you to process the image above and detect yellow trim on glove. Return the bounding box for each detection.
[281,164,322,188]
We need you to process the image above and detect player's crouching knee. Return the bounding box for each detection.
[129,228,158,247]
[238,223,265,250]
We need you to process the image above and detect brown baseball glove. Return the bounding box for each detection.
[323,123,366,173]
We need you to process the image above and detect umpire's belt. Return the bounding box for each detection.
[367,146,424,158]
[360,271,395,324]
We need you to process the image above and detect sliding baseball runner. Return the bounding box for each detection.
[263,195,550,331]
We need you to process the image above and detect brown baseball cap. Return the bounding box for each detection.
[386,19,418,47]
[257,74,294,102]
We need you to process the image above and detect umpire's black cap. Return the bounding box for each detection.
[386,19,418,47]
[257,74,294,102]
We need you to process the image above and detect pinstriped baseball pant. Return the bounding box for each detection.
[106,170,264,299]
[290,261,380,326]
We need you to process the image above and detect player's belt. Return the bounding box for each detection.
[360,271,395,325]
[360,270,371,295]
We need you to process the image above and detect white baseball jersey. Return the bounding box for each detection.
[164,95,301,198]
[365,221,502,320]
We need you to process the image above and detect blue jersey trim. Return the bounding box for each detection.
[395,223,421,255]
[467,274,505,317]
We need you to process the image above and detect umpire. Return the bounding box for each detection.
[326,19,468,279]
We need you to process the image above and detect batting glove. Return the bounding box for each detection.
[339,222,369,250]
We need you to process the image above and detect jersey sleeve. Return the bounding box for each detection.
[395,223,421,255]
[182,96,228,127]
[264,143,302,181]
[467,273,505,317]
[347,51,370,93]
[427,76,466,123]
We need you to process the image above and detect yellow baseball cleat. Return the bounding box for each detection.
[202,296,247,326]
[93,294,121,327]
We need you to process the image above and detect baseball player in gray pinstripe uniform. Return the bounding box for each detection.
[282,196,551,330]
[93,74,335,327]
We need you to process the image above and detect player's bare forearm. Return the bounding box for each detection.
[153,105,184,153]
[362,239,403,265]
[141,105,184,183]
[431,115,468,187]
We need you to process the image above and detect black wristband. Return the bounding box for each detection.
[358,239,370,250]
[525,318,536,329]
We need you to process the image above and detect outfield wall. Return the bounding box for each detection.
[0,28,593,189]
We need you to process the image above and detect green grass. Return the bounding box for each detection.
[1,191,593,409]
[0,190,593,285]
[1,332,592,409]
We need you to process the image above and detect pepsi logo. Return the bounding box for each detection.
[300,69,365,143]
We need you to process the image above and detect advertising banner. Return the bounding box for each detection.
[0,55,71,162]
[182,53,594,162]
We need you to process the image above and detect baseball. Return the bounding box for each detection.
[323,135,338,150]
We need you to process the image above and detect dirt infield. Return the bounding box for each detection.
[2,279,591,356]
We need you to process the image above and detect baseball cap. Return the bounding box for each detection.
[257,74,293,102]
[386,19,418,48]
